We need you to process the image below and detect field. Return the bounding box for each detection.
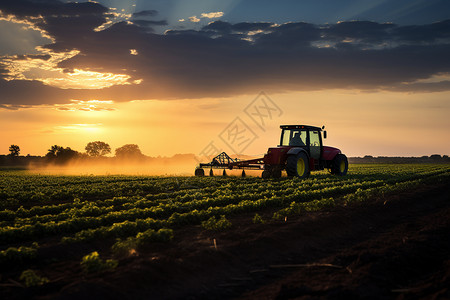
[0,164,449,299]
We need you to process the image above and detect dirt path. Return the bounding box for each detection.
[36,182,449,300]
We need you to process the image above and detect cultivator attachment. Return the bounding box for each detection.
[195,152,264,176]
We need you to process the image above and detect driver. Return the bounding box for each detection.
[289,132,305,146]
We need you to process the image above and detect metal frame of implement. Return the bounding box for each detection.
[199,152,264,170]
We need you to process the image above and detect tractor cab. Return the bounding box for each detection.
[279,125,324,161]
[261,124,347,178]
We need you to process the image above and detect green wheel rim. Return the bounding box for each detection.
[297,158,305,176]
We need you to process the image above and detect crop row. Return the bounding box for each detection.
[0,167,448,237]
[0,164,448,266]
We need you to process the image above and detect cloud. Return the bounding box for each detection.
[0,0,108,18]
[201,12,224,19]
[189,16,201,23]
[53,123,102,133]
[0,0,450,108]
[55,100,115,112]
[132,10,158,18]
[188,11,224,23]
[130,8,166,29]
[132,19,168,27]
[0,104,33,110]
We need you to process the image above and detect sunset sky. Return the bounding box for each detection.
[1,0,449,158]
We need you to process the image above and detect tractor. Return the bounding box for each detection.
[195,125,348,178]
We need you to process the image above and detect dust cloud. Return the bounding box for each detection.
[25,154,263,177]
[26,155,198,176]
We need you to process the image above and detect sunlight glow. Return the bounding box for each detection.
[94,11,133,32]
[43,69,131,89]
[0,15,54,42]
[189,16,201,23]
[3,47,79,80]
[55,100,115,112]
[3,46,132,89]
[54,123,102,133]
[201,12,224,19]
[410,73,450,84]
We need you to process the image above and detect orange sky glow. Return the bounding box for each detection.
[1,90,449,157]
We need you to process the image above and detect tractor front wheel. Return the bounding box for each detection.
[272,168,282,178]
[262,170,271,179]
[331,154,348,176]
[286,152,310,178]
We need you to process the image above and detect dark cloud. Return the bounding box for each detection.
[0,66,8,78]
[13,54,52,61]
[0,0,450,107]
[232,22,273,33]
[324,21,395,43]
[0,79,72,105]
[202,20,233,34]
[130,9,166,29]
[0,104,25,110]
[132,10,158,18]
[133,20,168,27]
[0,0,107,18]
[391,19,450,42]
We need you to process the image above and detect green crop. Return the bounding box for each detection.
[0,164,448,271]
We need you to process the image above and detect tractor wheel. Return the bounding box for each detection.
[272,168,282,178]
[286,152,310,178]
[261,170,271,179]
[195,168,205,176]
[332,154,348,176]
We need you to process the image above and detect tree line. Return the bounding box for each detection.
[4,142,145,164]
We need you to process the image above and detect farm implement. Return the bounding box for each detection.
[195,125,348,178]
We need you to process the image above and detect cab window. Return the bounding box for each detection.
[309,131,321,159]
[281,129,307,146]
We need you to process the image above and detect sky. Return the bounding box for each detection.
[0,0,449,158]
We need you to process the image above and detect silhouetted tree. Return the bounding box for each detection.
[85,141,111,157]
[56,147,79,162]
[8,145,20,156]
[45,145,79,163]
[46,145,63,159]
[115,144,144,159]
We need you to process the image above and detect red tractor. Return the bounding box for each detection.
[195,125,348,178]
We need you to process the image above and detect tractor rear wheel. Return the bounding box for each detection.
[195,168,205,176]
[286,152,310,178]
[332,154,348,176]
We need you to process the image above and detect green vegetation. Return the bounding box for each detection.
[0,244,38,266]
[111,228,174,257]
[0,164,448,281]
[201,215,232,230]
[252,213,265,224]
[80,251,118,274]
[19,269,49,287]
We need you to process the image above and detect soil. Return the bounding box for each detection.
[2,182,450,300]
